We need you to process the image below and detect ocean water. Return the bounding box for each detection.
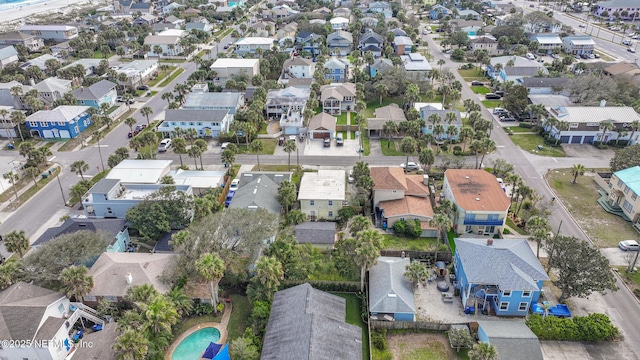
[0,0,50,11]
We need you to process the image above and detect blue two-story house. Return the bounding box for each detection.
[324,57,350,82]
[26,105,92,139]
[454,238,549,317]
[33,217,131,253]
[429,5,451,20]
[296,31,321,56]
[420,107,462,141]
[70,80,117,109]
[160,109,233,138]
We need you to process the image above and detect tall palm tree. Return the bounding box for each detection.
[598,122,615,145]
[112,329,149,360]
[354,229,383,291]
[627,120,640,146]
[469,342,498,360]
[172,138,187,167]
[400,136,417,173]
[142,294,179,334]
[249,140,264,171]
[10,111,25,142]
[4,230,29,258]
[283,139,296,172]
[554,121,569,145]
[195,253,225,309]
[382,120,398,148]
[59,265,94,302]
[375,82,389,105]
[194,139,207,170]
[0,260,21,290]
[0,109,12,142]
[125,117,137,134]
[255,255,284,294]
[277,180,297,215]
[429,213,452,261]
[527,216,551,258]
[70,160,89,180]
[570,163,585,184]
[94,130,105,172]
[140,106,153,127]
[188,146,202,170]
[478,138,496,169]
[418,148,435,174]
[221,149,235,174]
[404,260,427,291]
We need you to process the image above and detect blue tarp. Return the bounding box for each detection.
[213,343,230,360]
[202,342,222,359]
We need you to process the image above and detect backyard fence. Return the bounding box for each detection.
[379,250,452,263]
[281,280,360,292]
[336,125,359,132]
[370,320,456,331]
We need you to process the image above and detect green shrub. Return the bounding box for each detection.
[574,313,619,342]
[519,122,533,129]
[393,219,422,238]
[372,329,388,350]
[503,228,511,234]
[453,145,462,155]
[440,144,448,152]
[526,313,619,342]
[634,288,640,299]
[393,220,407,235]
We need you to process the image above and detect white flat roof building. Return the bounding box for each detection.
[298,170,346,201]
[106,159,172,184]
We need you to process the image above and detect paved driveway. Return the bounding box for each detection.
[303,138,360,156]
[602,247,636,267]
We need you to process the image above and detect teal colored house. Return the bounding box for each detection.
[454,238,549,317]
[32,218,131,253]
[26,106,92,139]
[71,79,117,109]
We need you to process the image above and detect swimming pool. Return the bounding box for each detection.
[171,327,221,360]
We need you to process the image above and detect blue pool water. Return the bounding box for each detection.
[172,327,221,360]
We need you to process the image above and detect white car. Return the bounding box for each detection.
[619,240,639,251]
[348,170,354,183]
[157,138,172,152]
[229,179,240,191]
[400,162,421,171]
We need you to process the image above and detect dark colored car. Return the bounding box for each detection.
[135,124,147,131]
[323,138,331,147]
[225,191,235,207]
[137,85,149,90]
[485,93,501,100]
[495,90,505,97]
[471,81,484,86]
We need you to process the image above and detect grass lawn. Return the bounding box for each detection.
[470,86,490,94]
[380,139,404,156]
[253,164,301,173]
[505,217,527,235]
[233,138,277,155]
[350,131,356,140]
[447,231,456,253]
[363,131,370,156]
[382,234,440,251]
[547,170,638,248]
[147,66,177,87]
[227,294,251,341]
[458,68,485,81]
[510,134,566,157]
[594,50,614,62]
[505,126,535,133]
[481,100,502,108]
[0,165,64,210]
[333,293,369,360]
[375,332,469,360]
[159,68,185,87]
[615,266,640,300]
[337,112,348,125]
[172,314,222,338]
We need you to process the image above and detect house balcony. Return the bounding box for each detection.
[462,219,505,226]
[67,302,105,331]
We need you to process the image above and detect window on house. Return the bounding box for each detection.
[625,185,630,194]
[197,122,203,126]
[58,121,66,125]
[570,122,578,128]
[328,200,333,206]
[632,192,637,201]
[181,122,186,125]
[40,122,47,127]
[29,121,38,127]
[618,178,623,187]
[499,302,509,311]
[189,122,195,126]
[328,211,333,217]
[623,200,633,212]
[522,291,532,297]
[310,200,314,206]
[518,302,528,311]
[503,290,511,297]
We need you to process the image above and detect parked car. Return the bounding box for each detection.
[116,96,123,102]
[229,179,240,192]
[471,80,484,86]
[594,53,600,58]
[422,29,429,35]
[495,90,505,97]
[225,191,235,207]
[578,24,585,28]
[278,136,285,146]
[223,44,230,49]
[135,124,147,131]
[157,138,172,152]
[137,85,149,91]
[619,240,639,251]
[628,47,637,53]
[499,117,516,122]
[493,107,508,114]
[348,170,354,183]
[400,162,420,170]
[485,93,501,99]
[221,142,230,150]
[323,138,331,147]
[551,53,559,59]
[336,134,344,146]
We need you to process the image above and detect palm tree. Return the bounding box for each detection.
[59,265,93,302]
[459,127,474,152]
[354,229,383,291]
[570,163,585,184]
[10,111,25,142]
[419,148,435,174]
[400,136,417,173]
[0,260,21,289]
[478,138,496,169]
[221,149,235,173]
[194,139,208,170]
[429,213,452,261]
[70,160,89,180]
[188,146,202,170]
[0,109,12,142]
[375,82,389,105]
[349,215,372,237]
[404,260,427,291]
[527,216,550,258]
[125,117,137,134]
[140,106,153,127]
[94,130,105,172]
[554,121,569,145]
[255,256,284,298]
[627,120,640,146]
[112,329,149,360]
[382,120,398,148]
[277,180,297,215]
[249,140,263,171]
[195,253,225,309]
[469,342,498,360]
[25,167,39,188]
[167,287,193,317]
[172,138,187,167]
[142,294,179,334]
[283,139,296,172]
[4,230,29,258]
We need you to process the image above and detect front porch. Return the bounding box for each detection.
[597,190,632,222]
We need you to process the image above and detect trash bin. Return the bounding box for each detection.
[537,145,543,150]
[6,143,14,150]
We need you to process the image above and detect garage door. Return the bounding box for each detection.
[584,136,594,144]
[59,130,71,138]
[570,136,582,144]
[312,131,330,139]
[42,130,53,138]
[560,136,570,143]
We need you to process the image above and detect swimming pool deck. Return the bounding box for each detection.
[165,302,232,360]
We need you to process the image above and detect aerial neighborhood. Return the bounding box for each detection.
[0,0,639,358]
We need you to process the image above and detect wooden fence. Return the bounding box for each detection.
[379,250,452,263]
[371,320,456,331]
[336,125,359,132]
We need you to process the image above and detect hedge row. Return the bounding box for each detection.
[526,313,619,342]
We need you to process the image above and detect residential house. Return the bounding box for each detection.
[476,321,543,360]
[116,59,159,87]
[594,0,640,19]
[168,169,226,196]
[0,81,28,110]
[369,1,393,18]
[306,112,337,141]
[32,77,71,105]
[251,21,276,37]
[21,53,56,72]
[327,30,353,56]
[544,105,640,144]
[234,37,274,55]
[70,80,117,109]
[153,22,182,34]
[366,103,406,138]
[312,7,331,15]
[229,172,292,213]
[0,282,105,360]
[144,35,183,57]
[0,32,44,52]
[185,20,214,35]
[277,22,298,40]
[361,16,379,27]
[443,169,510,236]
[210,58,259,86]
[323,57,350,82]
[333,7,352,18]
[430,4,451,19]
[393,36,413,55]
[454,238,549,316]
[261,283,362,360]
[182,92,245,114]
[330,17,350,30]
[129,0,153,14]
[295,222,336,249]
[359,30,384,57]
[86,252,177,305]
[106,160,172,184]
[458,9,480,20]
[369,257,416,321]
[469,35,499,56]
[61,58,103,77]
[487,56,547,82]
[298,170,345,221]
[33,218,130,252]
[401,53,433,74]
[562,36,595,55]
[600,166,640,228]
[83,178,193,218]
[524,17,561,33]
[604,61,640,77]
[391,28,407,37]
[450,20,484,35]
[26,106,91,139]
[19,24,78,42]
[422,0,437,5]
[160,109,233,138]
[133,14,158,25]
[50,41,73,56]
[183,7,201,16]
[265,86,310,119]
[371,167,435,236]
[0,46,19,70]
[530,34,562,54]
[283,57,315,79]
[296,31,321,55]
[161,0,185,13]
[369,57,393,78]
[287,78,314,88]
[320,82,356,114]
[420,108,462,140]
[520,77,569,95]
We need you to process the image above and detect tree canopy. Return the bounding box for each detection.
[125,186,194,240]
[610,144,640,172]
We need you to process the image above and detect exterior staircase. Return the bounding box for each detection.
[69,302,105,327]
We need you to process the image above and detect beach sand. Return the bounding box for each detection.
[0,0,106,27]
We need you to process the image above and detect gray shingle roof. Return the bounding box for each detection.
[164,109,229,123]
[228,172,291,213]
[369,257,416,315]
[477,320,543,360]
[72,322,118,360]
[89,178,120,194]
[0,282,63,342]
[71,80,116,101]
[520,77,568,89]
[34,317,66,340]
[261,283,362,360]
[295,222,336,244]
[0,46,18,60]
[455,238,549,291]
[33,218,126,247]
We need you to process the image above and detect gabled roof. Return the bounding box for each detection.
[71,80,116,101]
[393,36,413,46]
[307,113,337,133]
[360,31,384,45]
[0,282,63,342]
[604,62,640,76]
[33,218,126,247]
[0,32,35,41]
[380,196,433,218]
[328,30,353,43]
[228,172,292,213]
[27,106,89,124]
[477,320,543,360]
[88,252,177,297]
[323,57,350,70]
[455,238,549,291]
[145,35,180,45]
[444,169,510,212]
[370,57,393,71]
[0,46,18,60]
[371,167,429,197]
[546,106,640,124]
[520,77,568,89]
[373,103,406,121]
[284,57,313,67]
[320,82,356,100]
[391,28,407,37]
[235,37,274,45]
[490,56,544,69]
[369,257,415,314]
[261,283,362,360]
[33,77,71,93]
[295,221,336,245]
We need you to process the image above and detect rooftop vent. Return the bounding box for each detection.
[476,197,480,201]
[125,273,132,284]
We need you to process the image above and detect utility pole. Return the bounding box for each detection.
[55,166,66,205]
